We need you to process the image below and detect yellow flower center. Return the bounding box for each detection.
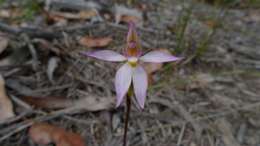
[127,57,138,67]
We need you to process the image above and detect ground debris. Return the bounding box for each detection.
[216,118,241,146]
[0,0,260,146]
[79,36,112,48]
[0,75,15,121]
[29,122,85,146]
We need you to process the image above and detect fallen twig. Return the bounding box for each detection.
[0,21,62,40]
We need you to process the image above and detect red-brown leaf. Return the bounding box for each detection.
[29,123,85,146]
[21,95,114,111]
[21,96,73,109]
[79,36,112,48]
[120,15,141,25]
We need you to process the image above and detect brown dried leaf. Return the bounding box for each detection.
[0,74,15,121]
[21,95,114,111]
[29,122,85,146]
[78,10,98,19]
[50,10,97,20]
[21,96,73,109]
[46,13,67,25]
[29,123,53,145]
[120,15,142,25]
[114,5,143,26]
[79,36,112,48]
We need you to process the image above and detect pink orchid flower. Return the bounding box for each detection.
[82,22,182,109]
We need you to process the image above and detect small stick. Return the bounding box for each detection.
[123,93,131,146]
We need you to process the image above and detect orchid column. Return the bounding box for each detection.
[82,22,181,146]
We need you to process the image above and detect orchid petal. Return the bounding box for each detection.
[125,22,141,55]
[82,50,126,62]
[140,51,182,63]
[115,63,133,107]
[133,65,148,109]
[127,22,138,43]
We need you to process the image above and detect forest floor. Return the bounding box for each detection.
[0,0,260,146]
